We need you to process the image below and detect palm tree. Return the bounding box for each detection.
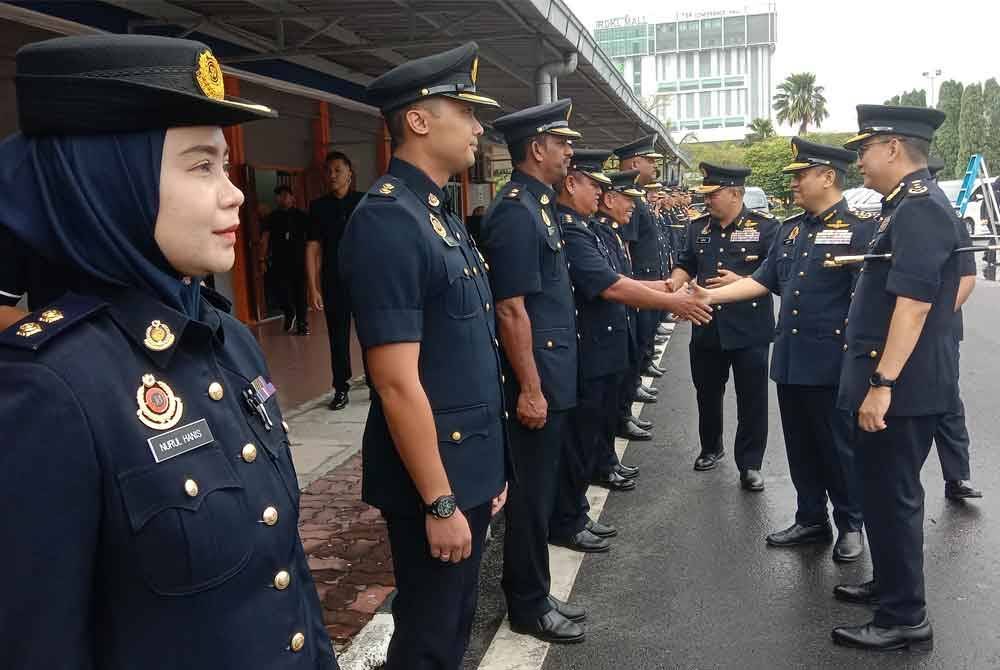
[744,117,776,145]
[772,73,829,135]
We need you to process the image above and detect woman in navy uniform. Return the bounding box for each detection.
[338,43,508,669]
[0,35,338,669]
[692,138,874,562]
[831,105,962,652]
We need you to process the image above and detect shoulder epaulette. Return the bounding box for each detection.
[368,176,401,199]
[782,211,806,225]
[749,209,776,220]
[689,212,710,224]
[562,213,575,225]
[848,208,878,220]
[906,179,930,198]
[0,293,107,352]
[504,182,524,200]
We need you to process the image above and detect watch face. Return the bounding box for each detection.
[438,496,457,517]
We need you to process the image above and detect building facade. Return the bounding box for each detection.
[595,5,777,142]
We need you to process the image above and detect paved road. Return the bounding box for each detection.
[538,279,1000,669]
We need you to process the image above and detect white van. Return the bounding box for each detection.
[743,186,770,214]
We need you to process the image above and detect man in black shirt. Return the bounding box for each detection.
[262,185,310,335]
[307,151,364,410]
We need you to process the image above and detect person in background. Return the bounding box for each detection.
[262,184,311,335]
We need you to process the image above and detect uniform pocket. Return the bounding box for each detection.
[434,403,491,446]
[118,446,254,596]
[444,257,481,320]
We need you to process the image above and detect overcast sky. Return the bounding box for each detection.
[566,0,1000,133]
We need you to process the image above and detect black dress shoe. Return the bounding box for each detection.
[615,463,639,479]
[510,609,585,644]
[626,414,653,430]
[832,618,933,652]
[833,580,878,606]
[585,518,618,538]
[617,419,652,441]
[593,470,637,491]
[644,364,664,378]
[634,388,658,403]
[833,530,865,563]
[548,595,586,623]
[945,480,983,500]
[327,390,349,411]
[693,450,725,471]
[765,522,833,547]
[639,383,659,396]
[740,469,764,492]
[551,528,611,553]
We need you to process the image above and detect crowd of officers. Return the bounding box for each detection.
[0,33,983,670]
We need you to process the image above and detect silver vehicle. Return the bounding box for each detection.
[843,186,882,214]
[939,178,998,237]
[743,186,770,214]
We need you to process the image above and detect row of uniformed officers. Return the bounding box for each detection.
[0,35,980,670]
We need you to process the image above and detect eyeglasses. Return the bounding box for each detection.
[857,138,898,159]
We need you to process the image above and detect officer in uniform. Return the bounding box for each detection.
[831,105,960,652]
[670,163,777,490]
[692,138,873,561]
[0,35,337,669]
[927,157,982,501]
[339,43,509,668]
[478,99,586,644]
[552,162,712,552]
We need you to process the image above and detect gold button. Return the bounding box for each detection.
[607,326,613,332]
[473,267,479,275]
[869,350,878,359]
[843,344,849,352]
[208,382,224,401]
[717,261,723,267]
[184,479,199,497]
[792,309,799,316]
[485,303,491,311]
[844,318,849,325]
[546,340,554,348]
[242,443,258,463]
[464,267,470,276]
[262,506,279,526]
[798,271,805,277]
[794,290,800,296]
[715,305,722,311]
[808,233,814,238]
[741,247,746,252]
[835,329,842,335]
[557,242,563,249]
[719,247,725,252]
[721,233,727,238]
[451,431,462,441]
[792,329,798,335]
[825,253,831,259]
[751,302,757,308]
[290,632,305,652]
[851,291,855,299]
[485,263,490,271]
[274,570,291,590]
[501,375,506,383]
[782,253,788,258]
[802,252,808,257]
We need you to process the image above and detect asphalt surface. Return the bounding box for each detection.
[465,272,1000,670]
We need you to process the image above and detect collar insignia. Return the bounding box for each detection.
[428,193,441,208]
[38,309,64,324]
[540,193,550,205]
[16,322,42,338]
[144,320,175,352]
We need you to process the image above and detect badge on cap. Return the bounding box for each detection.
[137,374,184,430]
[195,50,225,101]
[144,319,175,352]
[471,56,479,84]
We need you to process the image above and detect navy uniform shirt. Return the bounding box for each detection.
[594,214,638,355]
[340,158,507,514]
[0,289,337,669]
[629,200,662,278]
[838,169,963,416]
[753,199,877,386]
[559,205,631,380]
[479,171,578,411]
[676,206,779,350]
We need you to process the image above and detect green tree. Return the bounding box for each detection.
[957,82,987,175]
[884,94,901,106]
[883,89,926,107]
[982,78,1000,174]
[744,136,794,203]
[744,118,776,145]
[773,73,829,135]
[933,79,963,179]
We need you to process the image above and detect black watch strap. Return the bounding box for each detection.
[869,372,896,388]
[426,495,457,519]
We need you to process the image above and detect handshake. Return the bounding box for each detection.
[662,277,714,326]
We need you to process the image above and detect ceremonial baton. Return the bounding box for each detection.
[823,245,1000,268]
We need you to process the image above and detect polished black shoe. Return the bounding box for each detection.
[510,609,585,644]
[615,462,639,479]
[765,522,833,547]
[639,383,659,396]
[833,530,865,563]
[626,414,653,430]
[656,324,670,336]
[617,419,652,441]
[693,450,725,471]
[548,595,586,623]
[833,580,878,606]
[634,387,658,403]
[644,364,664,378]
[585,518,619,538]
[945,480,983,500]
[832,618,933,652]
[327,390,349,411]
[593,470,637,491]
[740,469,765,492]
[551,528,611,553]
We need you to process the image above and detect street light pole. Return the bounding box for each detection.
[922,68,942,107]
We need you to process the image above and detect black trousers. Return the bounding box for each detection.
[276,263,307,327]
[636,308,659,370]
[858,414,936,627]
[934,399,971,480]
[502,410,568,622]
[383,503,492,670]
[322,282,352,392]
[689,340,769,471]
[550,373,623,541]
[776,385,862,531]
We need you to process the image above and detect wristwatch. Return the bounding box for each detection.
[426,495,458,519]
[868,372,896,389]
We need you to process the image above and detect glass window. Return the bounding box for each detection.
[701,18,723,48]
[656,22,677,52]
[747,14,771,44]
[700,92,712,117]
[725,90,733,115]
[685,93,695,118]
[699,51,712,77]
[678,21,700,50]
[724,16,746,46]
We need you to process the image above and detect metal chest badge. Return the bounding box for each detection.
[428,193,440,208]
[144,320,175,351]
[137,374,184,430]
[430,213,448,239]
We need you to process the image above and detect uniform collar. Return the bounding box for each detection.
[555,202,589,220]
[807,198,847,226]
[594,211,623,229]
[389,157,447,213]
[102,286,223,369]
[715,205,750,230]
[511,169,556,205]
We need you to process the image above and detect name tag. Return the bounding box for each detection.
[815,230,853,245]
[730,229,760,243]
[148,418,214,463]
[696,236,712,244]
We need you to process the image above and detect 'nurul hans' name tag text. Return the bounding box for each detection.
[148,419,214,463]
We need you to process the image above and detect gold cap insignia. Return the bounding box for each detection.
[16,322,42,338]
[471,57,479,85]
[195,50,225,101]
[430,213,448,239]
[136,374,184,430]
[428,193,441,208]
[791,143,799,159]
[540,194,550,205]
[144,320,175,352]
[38,309,64,324]
[379,182,395,195]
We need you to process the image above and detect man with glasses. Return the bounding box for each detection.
[830,104,962,652]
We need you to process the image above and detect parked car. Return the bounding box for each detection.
[743,186,770,214]
[938,178,998,237]
[843,186,882,214]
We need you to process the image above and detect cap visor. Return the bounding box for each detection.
[624,187,645,197]
[782,162,814,173]
[547,126,583,139]
[585,171,612,185]
[643,182,663,189]
[445,92,501,108]
[843,132,872,149]
[644,152,664,159]
[694,184,722,194]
